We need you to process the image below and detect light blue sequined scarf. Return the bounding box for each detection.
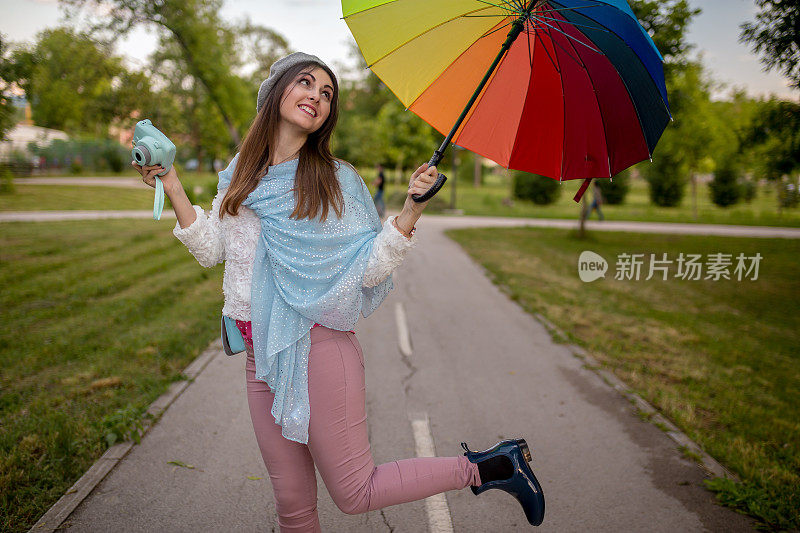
[218,154,392,444]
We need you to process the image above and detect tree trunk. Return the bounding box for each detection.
[196,147,204,174]
[579,193,589,238]
[473,154,482,188]
[451,148,459,210]
[691,173,698,220]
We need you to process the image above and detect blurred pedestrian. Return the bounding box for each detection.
[373,163,386,218]
[589,179,604,220]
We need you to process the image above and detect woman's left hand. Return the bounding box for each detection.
[404,163,438,214]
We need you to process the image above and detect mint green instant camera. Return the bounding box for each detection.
[131,119,176,220]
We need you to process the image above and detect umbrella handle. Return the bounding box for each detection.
[412,150,448,203]
[412,172,447,203]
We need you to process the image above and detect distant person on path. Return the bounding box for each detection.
[373,163,386,219]
[133,52,543,531]
[589,179,604,221]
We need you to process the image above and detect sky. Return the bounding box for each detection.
[0,0,795,101]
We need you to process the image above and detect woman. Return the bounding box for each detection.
[133,52,544,532]
[372,163,386,219]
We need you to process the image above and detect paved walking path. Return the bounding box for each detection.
[16,177,143,188]
[46,216,754,532]
[3,208,799,240]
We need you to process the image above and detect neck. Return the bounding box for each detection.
[272,125,307,165]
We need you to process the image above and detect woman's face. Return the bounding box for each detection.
[278,66,334,137]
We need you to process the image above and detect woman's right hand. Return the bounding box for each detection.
[132,162,179,189]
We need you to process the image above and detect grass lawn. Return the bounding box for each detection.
[0,185,154,211]
[0,219,223,532]
[446,226,799,530]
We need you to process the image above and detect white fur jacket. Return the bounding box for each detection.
[173,189,416,321]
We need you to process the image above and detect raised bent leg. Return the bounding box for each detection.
[306,327,480,515]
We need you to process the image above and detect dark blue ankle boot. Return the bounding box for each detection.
[462,439,545,526]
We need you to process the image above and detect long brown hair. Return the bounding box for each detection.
[219,61,342,222]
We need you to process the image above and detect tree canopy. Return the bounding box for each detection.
[740,0,800,90]
[2,28,143,137]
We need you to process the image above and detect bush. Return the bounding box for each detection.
[102,144,127,173]
[596,171,630,205]
[643,153,687,207]
[512,171,562,205]
[709,162,742,207]
[30,138,130,174]
[69,159,84,175]
[779,178,800,209]
[739,178,757,203]
[0,165,15,194]
[5,149,34,176]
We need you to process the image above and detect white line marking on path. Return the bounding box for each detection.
[394,302,413,357]
[410,412,455,533]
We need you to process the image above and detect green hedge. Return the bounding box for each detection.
[512,171,562,205]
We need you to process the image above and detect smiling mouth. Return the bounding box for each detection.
[298,104,317,117]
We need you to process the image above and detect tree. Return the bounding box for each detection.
[61,0,253,146]
[745,98,800,210]
[740,0,800,90]
[644,151,687,206]
[709,159,742,207]
[597,171,630,205]
[234,20,291,87]
[3,28,141,137]
[376,99,438,174]
[147,30,241,170]
[0,34,18,140]
[629,0,701,81]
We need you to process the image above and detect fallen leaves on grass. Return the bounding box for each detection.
[88,377,122,390]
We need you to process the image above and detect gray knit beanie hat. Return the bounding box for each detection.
[257,52,331,113]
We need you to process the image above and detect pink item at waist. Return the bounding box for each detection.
[235,320,353,346]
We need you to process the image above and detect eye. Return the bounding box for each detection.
[299,77,311,86]
[323,90,332,100]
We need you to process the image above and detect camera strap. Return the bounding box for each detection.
[153,177,165,220]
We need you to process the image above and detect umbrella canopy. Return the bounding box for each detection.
[342,0,670,201]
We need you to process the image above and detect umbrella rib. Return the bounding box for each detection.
[539,23,589,68]
[534,30,559,73]
[364,6,503,69]
[532,16,603,55]
[479,19,516,40]
[463,13,517,18]
[474,0,523,17]
[538,2,606,14]
[526,18,534,68]
[534,13,610,33]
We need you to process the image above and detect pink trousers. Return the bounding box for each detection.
[243,325,481,532]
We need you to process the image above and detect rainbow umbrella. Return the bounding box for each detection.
[341,0,670,202]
